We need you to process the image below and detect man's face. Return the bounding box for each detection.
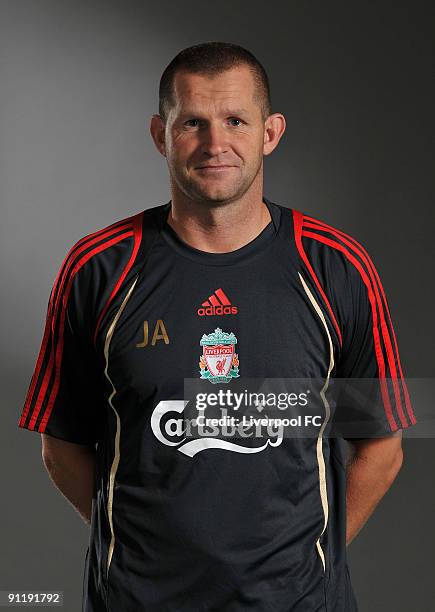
[162,65,267,204]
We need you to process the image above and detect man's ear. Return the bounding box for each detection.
[149,114,166,157]
[263,112,286,156]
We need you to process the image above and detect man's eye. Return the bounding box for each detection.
[184,118,244,128]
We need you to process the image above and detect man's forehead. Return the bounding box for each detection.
[172,68,256,112]
[174,65,253,88]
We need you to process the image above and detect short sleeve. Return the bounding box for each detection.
[18,255,104,446]
[332,250,417,438]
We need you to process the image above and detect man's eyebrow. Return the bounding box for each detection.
[220,108,249,115]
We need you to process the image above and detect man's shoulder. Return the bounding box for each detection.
[60,203,167,276]
[288,208,386,327]
[76,202,166,244]
[294,208,359,248]
[293,208,375,278]
[63,210,140,268]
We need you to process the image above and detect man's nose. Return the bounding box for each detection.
[199,123,229,156]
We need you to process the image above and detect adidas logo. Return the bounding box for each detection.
[197,288,238,316]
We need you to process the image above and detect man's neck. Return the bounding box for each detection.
[166,196,272,254]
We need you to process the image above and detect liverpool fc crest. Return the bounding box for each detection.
[199,328,240,384]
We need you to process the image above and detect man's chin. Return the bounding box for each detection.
[188,185,241,205]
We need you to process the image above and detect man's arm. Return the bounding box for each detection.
[345,430,403,546]
[41,433,96,525]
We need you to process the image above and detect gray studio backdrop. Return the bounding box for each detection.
[1,2,434,611]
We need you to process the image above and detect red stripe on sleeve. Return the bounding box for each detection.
[292,210,343,347]
[304,221,410,428]
[302,229,401,431]
[93,212,144,346]
[19,309,53,427]
[27,230,134,431]
[51,223,132,321]
[49,220,133,308]
[304,216,416,426]
[19,224,133,427]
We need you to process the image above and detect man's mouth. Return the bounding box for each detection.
[196,165,236,173]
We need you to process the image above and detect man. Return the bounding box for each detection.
[18,42,416,611]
